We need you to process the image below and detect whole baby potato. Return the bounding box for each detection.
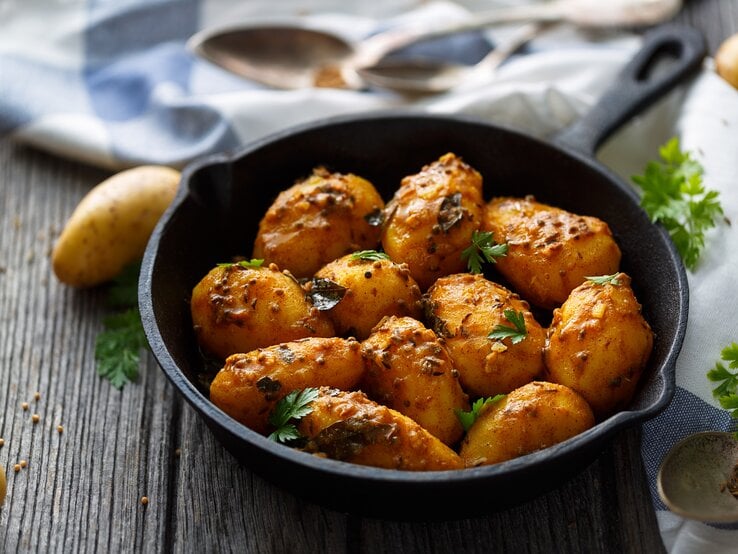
[381,153,484,290]
[52,165,180,287]
[459,381,595,467]
[210,337,364,434]
[190,262,334,359]
[424,273,546,397]
[482,196,621,308]
[253,166,385,279]
[716,32,738,89]
[298,387,464,471]
[313,252,422,339]
[361,316,469,445]
[543,273,654,418]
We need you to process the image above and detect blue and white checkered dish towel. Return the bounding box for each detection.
[3,1,737,550]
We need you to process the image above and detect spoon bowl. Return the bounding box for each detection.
[657,431,738,523]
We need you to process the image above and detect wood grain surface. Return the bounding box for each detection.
[1,1,736,552]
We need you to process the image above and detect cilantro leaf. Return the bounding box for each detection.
[631,137,723,271]
[455,395,506,432]
[461,230,508,274]
[217,259,264,269]
[586,273,622,286]
[708,343,738,415]
[268,387,320,443]
[488,309,528,344]
[351,250,390,262]
[95,308,147,389]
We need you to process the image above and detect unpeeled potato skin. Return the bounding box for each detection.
[716,33,738,89]
[210,337,363,434]
[424,273,545,397]
[482,196,621,309]
[543,273,653,419]
[381,153,484,290]
[360,316,469,445]
[298,387,463,471]
[253,167,385,279]
[52,165,180,287]
[459,381,595,467]
[190,263,334,360]
[0,464,5,506]
[314,254,422,340]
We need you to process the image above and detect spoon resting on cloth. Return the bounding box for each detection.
[187,0,683,92]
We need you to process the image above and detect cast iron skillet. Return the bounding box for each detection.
[140,25,703,519]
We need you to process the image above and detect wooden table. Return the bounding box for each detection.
[1,1,736,552]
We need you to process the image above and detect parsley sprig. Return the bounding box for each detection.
[455,395,506,431]
[488,310,528,345]
[707,343,738,422]
[631,137,723,271]
[268,387,320,443]
[461,230,508,274]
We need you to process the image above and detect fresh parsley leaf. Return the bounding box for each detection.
[488,309,528,344]
[217,258,264,269]
[268,387,320,443]
[107,262,141,309]
[455,395,506,431]
[461,230,508,274]
[708,343,738,419]
[95,308,147,389]
[631,137,723,271]
[586,273,622,286]
[351,250,390,261]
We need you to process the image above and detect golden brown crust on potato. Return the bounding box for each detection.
[482,196,621,308]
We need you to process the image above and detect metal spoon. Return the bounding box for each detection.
[188,0,683,92]
[657,431,738,523]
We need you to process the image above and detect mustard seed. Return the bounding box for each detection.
[13,464,21,473]
[32,414,40,424]
[0,438,4,447]
[34,392,41,401]
[19,460,27,468]
[21,402,29,411]
[140,496,149,506]
[57,425,64,434]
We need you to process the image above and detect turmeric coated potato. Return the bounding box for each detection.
[381,153,484,290]
[313,253,423,340]
[298,387,463,471]
[360,316,469,445]
[482,196,621,308]
[190,262,334,359]
[459,381,595,467]
[543,273,653,418]
[253,167,385,279]
[210,337,364,434]
[424,273,546,397]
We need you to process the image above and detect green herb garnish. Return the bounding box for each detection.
[217,258,264,269]
[351,250,390,262]
[631,137,723,271]
[461,230,508,274]
[488,309,527,345]
[707,343,738,424]
[586,273,622,286]
[268,387,320,443]
[455,395,506,431]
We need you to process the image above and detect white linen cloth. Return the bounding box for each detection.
[2,1,736,551]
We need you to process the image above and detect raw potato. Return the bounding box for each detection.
[313,254,422,339]
[361,316,469,445]
[210,337,364,434]
[459,381,595,467]
[52,165,180,287]
[381,153,484,290]
[424,273,546,397]
[253,167,385,279]
[543,273,653,418]
[716,32,738,89]
[190,263,334,359]
[483,196,621,308]
[298,387,464,471]
[0,464,5,506]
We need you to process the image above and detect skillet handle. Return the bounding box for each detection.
[554,24,706,156]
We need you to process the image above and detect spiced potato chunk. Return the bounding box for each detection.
[313,252,423,340]
[424,273,546,398]
[381,153,484,290]
[190,262,334,359]
[360,316,469,445]
[543,273,654,418]
[482,196,621,308]
[253,167,385,279]
[298,387,463,471]
[210,337,364,434]
[460,381,595,467]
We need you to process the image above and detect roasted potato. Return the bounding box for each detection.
[459,381,595,467]
[424,273,545,398]
[210,337,363,434]
[360,316,469,445]
[298,387,463,471]
[381,153,484,290]
[482,196,621,308]
[313,253,423,339]
[190,262,334,359]
[253,167,385,279]
[543,273,653,418]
